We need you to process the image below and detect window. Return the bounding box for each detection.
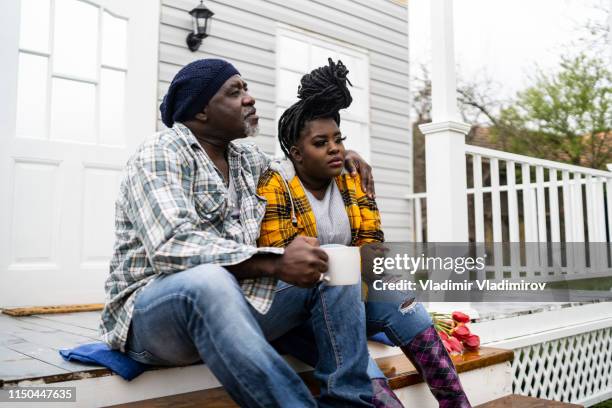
[16,0,128,146]
[275,25,371,161]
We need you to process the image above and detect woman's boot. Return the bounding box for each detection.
[400,326,471,408]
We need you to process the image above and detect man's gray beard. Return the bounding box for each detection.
[244,121,259,137]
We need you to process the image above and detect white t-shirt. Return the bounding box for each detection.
[303,181,351,246]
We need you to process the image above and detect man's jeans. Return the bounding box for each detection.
[125,264,373,408]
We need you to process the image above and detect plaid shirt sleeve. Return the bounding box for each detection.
[125,144,274,274]
[350,174,385,245]
[256,170,300,248]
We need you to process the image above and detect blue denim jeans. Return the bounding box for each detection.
[125,264,373,408]
[365,293,432,346]
[274,288,433,380]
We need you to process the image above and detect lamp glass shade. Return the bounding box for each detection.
[189,2,214,38]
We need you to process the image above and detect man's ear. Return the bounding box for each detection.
[194,106,208,122]
[290,146,302,163]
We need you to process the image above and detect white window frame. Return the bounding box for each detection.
[274,24,371,161]
[16,0,128,144]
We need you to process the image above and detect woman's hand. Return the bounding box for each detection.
[344,150,375,199]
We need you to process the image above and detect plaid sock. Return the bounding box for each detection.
[371,378,404,408]
[401,326,472,408]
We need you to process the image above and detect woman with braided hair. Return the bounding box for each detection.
[257,58,471,408]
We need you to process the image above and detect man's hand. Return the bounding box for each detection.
[344,150,375,199]
[273,236,328,287]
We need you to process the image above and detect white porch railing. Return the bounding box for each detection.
[406,144,612,281]
[464,145,612,245]
[406,192,427,242]
[408,145,612,243]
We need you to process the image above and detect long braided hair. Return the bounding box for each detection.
[278,58,353,158]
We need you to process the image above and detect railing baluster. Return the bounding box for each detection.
[522,164,538,241]
[586,175,596,243]
[572,173,586,275]
[561,171,573,242]
[592,177,607,272]
[535,166,547,243]
[593,178,606,242]
[535,166,548,274]
[561,171,574,274]
[506,161,520,241]
[534,166,548,274]
[572,173,585,242]
[522,163,538,277]
[473,154,485,243]
[506,161,520,278]
[548,170,561,242]
[490,158,502,243]
[548,169,561,275]
[490,158,503,277]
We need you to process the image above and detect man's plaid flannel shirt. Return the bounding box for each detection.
[100,124,283,351]
[256,164,384,249]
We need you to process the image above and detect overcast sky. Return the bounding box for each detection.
[408,0,609,99]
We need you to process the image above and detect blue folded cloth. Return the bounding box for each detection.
[368,332,395,347]
[59,342,148,381]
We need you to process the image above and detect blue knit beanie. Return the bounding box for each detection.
[160,59,240,128]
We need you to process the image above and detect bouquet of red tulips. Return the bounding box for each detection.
[430,311,480,355]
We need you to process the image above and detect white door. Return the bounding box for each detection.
[0,0,160,307]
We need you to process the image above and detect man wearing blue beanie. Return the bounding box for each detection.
[101,58,376,407]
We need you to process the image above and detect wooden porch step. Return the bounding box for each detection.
[475,394,584,408]
[109,347,513,408]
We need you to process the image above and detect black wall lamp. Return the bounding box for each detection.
[186,1,214,52]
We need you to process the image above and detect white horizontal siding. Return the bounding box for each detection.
[371,123,411,144]
[158,0,412,240]
[371,79,410,102]
[371,94,410,116]
[371,109,411,130]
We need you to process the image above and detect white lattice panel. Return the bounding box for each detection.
[512,327,612,405]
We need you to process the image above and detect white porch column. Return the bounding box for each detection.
[418,0,477,317]
[419,0,470,243]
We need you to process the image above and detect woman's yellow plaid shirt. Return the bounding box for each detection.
[257,168,384,248]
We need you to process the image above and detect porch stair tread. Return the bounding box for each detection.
[475,394,584,408]
[106,348,513,408]
[0,310,512,388]
[0,310,514,407]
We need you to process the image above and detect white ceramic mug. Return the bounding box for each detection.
[320,245,361,286]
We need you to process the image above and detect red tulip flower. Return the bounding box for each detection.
[446,336,464,354]
[463,334,481,351]
[431,310,480,354]
[452,311,470,323]
[451,325,471,341]
[441,338,453,353]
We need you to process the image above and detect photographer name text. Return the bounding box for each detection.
[372,279,547,291]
